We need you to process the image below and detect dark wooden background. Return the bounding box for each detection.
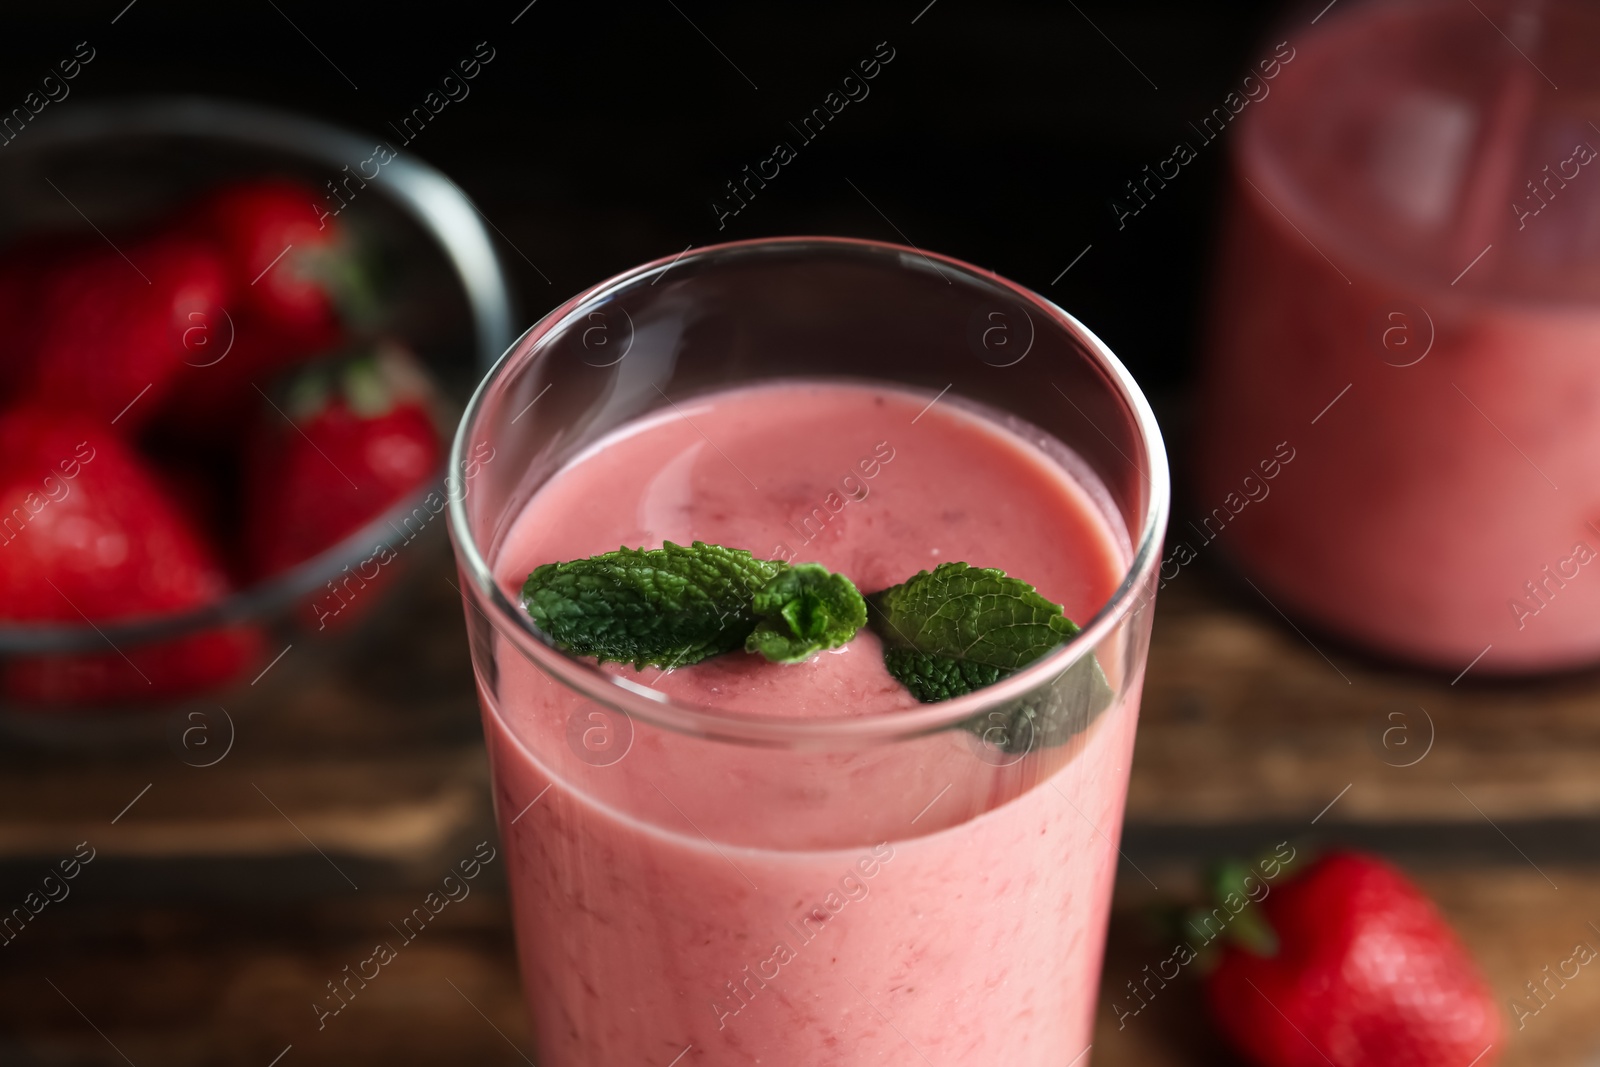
[4,1,1598,1064]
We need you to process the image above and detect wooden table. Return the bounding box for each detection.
[3,543,1598,1065]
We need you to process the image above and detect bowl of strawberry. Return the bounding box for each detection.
[0,98,514,729]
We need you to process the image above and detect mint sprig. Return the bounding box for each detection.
[520,542,863,668]
[746,562,868,664]
[522,547,1114,753]
[867,561,1114,752]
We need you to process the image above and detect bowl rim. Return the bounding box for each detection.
[446,235,1172,747]
[0,95,516,653]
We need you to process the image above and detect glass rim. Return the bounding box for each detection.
[447,235,1171,747]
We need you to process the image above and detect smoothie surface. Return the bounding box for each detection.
[495,380,1127,717]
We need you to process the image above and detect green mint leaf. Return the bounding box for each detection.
[883,648,1004,701]
[955,653,1116,755]
[869,561,1081,670]
[868,561,1114,752]
[746,563,868,664]
[996,653,1116,751]
[520,541,784,669]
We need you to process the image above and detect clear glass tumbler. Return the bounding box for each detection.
[447,237,1168,1065]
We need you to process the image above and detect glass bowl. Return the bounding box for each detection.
[0,96,514,741]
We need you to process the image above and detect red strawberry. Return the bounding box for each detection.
[22,234,232,432]
[244,342,441,581]
[1206,852,1501,1067]
[196,179,355,345]
[151,180,361,444]
[0,407,261,705]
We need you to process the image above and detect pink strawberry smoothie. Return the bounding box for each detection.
[1197,0,1600,673]
[479,381,1140,1064]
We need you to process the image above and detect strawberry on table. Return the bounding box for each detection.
[21,234,231,432]
[0,407,261,705]
[1206,851,1501,1067]
[244,341,441,580]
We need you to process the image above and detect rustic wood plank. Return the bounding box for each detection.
[1129,563,1600,827]
[0,869,1592,1065]
[0,546,493,877]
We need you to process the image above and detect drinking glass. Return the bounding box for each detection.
[447,236,1168,1065]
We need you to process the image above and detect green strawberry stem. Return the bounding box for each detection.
[1203,861,1280,956]
[1154,844,1307,972]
